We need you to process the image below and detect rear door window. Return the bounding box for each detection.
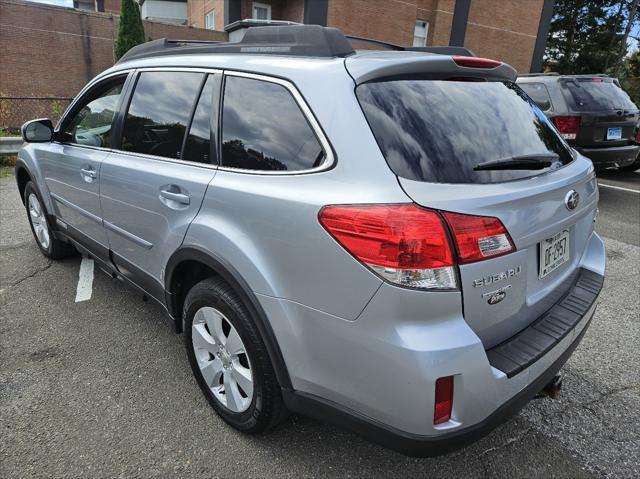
[356,80,574,184]
[121,71,204,160]
[561,78,638,112]
[518,82,553,111]
[221,75,325,171]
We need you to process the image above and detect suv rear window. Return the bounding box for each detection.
[561,78,637,112]
[518,82,552,111]
[356,80,574,184]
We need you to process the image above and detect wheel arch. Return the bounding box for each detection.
[165,246,293,390]
[15,160,33,205]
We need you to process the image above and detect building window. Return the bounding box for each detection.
[252,2,272,20]
[413,20,429,47]
[205,9,215,30]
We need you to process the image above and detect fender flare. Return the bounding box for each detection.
[165,246,293,390]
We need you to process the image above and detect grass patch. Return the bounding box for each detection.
[0,154,17,167]
[0,167,13,179]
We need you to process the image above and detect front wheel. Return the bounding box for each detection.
[23,181,75,259]
[183,277,286,433]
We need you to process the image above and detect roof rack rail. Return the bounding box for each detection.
[518,72,560,77]
[117,25,355,63]
[345,35,476,56]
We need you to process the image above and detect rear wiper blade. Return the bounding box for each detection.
[474,154,559,171]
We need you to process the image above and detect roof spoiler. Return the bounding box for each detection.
[346,35,476,57]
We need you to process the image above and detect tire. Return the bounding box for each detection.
[183,276,286,434]
[23,181,75,259]
[619,157,640,172]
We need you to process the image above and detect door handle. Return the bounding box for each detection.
[159,189,190,205]
[80,167,97,182]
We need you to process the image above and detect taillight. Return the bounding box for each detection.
[551,116,580,141]
[635,127,640,144]
[434,376,454,425]
[443,212,515,264]
[319,204,517,289]
[452,56,501,69]
[318,204,457,290]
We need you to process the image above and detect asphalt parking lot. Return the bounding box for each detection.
[1,169,638,478]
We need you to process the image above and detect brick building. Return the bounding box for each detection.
[0,0,226,128]
[187,0,555,73]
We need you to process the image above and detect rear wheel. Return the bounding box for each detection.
[183,276,286,433]
[619,157,640,172]
[24,181,75,259]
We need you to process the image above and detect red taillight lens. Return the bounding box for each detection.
[318,204,456,289]
[434,376,454,425]
[452,56,502,69]
[551,115,580,141]
[634,127,640,144]
[443,212,515,264]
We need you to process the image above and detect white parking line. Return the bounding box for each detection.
[598,183,640,194]
[75,257,94,302]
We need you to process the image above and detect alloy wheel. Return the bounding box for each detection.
[191,306,254,413]
[28,193,50,250]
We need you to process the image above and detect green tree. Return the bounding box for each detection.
[114,0,146,60]
[545,1,640,75]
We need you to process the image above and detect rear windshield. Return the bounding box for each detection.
[561,78,637,112]
[356,80,574,184]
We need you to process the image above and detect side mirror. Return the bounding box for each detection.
[21,118,54,143]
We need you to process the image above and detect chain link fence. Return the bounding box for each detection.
[0,97,73,132]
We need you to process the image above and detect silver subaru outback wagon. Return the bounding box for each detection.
[16,25,605,456]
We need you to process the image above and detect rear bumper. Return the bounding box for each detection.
[575,144,639,168]
[284,300,598,456]
[262,233,606,456]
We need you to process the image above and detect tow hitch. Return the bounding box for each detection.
[535,374,563,399]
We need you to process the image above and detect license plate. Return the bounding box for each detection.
[539,230,570,279]
[607,127,622,140]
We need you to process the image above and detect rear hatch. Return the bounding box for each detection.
[559,77,639,148]
[353,66,598,348]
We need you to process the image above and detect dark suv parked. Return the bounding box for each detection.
[517,73,639,170]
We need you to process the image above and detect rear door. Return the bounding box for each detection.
[356,78,598,348]
[559,77,639,148]
[99,69,220,301]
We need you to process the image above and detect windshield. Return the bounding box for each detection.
[561,78,638,112]
[356,80,574,184]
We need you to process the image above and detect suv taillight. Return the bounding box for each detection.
[318,204,515,290]
[442,212,515,264]
[551,115,580,141]
[635,127,640,144]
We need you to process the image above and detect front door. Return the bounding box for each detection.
[39,74,129,257]
[100,70,221,301]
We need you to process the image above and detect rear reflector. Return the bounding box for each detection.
[452,56,502,69]
[443,212,515,264]
[318,204,457,289]
[434,376,454,425]
[551,116,580,141]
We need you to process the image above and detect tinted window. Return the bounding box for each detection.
[357,80,574,184]
[183,75,219,164]
[221,76,324,171]
[121,71,204,159]
[561,78,638,112]
[64,78,125,147]
[519,82,552,111]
